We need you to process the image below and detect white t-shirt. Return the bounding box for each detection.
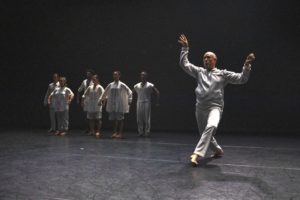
[134,82,154,103]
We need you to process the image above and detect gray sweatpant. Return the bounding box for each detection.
[136,102,151,135]
[56,110,69,131]
[194,106,223,157]
[49,107,57,131]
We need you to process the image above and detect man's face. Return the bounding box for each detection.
[203,52,217,70]
[53,74,59,82]
[87,72,92,79]
[113,72,120,81]
[140,72,147,82]
[59,78,66,86]
[92,75,98,84]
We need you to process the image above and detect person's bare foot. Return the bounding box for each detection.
[54,131,60,136]
[95,132,101,138]
[48,129,55,133]
[60,132,67,136]
[111,132,118,138]
[115,134,123,139]
[214,149,224,158]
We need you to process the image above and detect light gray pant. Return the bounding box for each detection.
[49,107,57,130]
[194,106,223,157]
[56,110,69,131]
[136,102,151,135]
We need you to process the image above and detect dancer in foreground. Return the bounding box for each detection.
[178,34,255,167]
[48,77,74,136]
[43,73,60,133]
[82,74,105,138]
[133,71,160,137]
[100,71,132,139]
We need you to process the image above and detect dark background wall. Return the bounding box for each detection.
[1,0,299,133]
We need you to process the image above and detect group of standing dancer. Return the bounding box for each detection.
[43,34,255,167]
[43,70,160,139]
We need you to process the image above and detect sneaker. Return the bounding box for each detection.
[190,154,200,167]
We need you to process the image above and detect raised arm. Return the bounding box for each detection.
[224,53,255,84]
[178,34,202,78]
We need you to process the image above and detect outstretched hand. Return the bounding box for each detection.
[178,34,189,47]
[245,53,256,65]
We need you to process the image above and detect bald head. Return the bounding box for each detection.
[203,51,217,70]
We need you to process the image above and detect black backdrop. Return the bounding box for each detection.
[1,0,300,133]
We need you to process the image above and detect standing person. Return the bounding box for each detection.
[43,73,60,133]
[133,71,160,137]
[48,77,74,136]
[82,74,105,138]
[77,69,95,134]
[178,34,255,167]
[100,71,132,139]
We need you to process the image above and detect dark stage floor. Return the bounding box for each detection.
[0,130,299,200]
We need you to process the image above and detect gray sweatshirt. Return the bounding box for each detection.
[179,47,251,109]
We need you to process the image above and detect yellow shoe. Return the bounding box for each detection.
[190,154,199,167]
